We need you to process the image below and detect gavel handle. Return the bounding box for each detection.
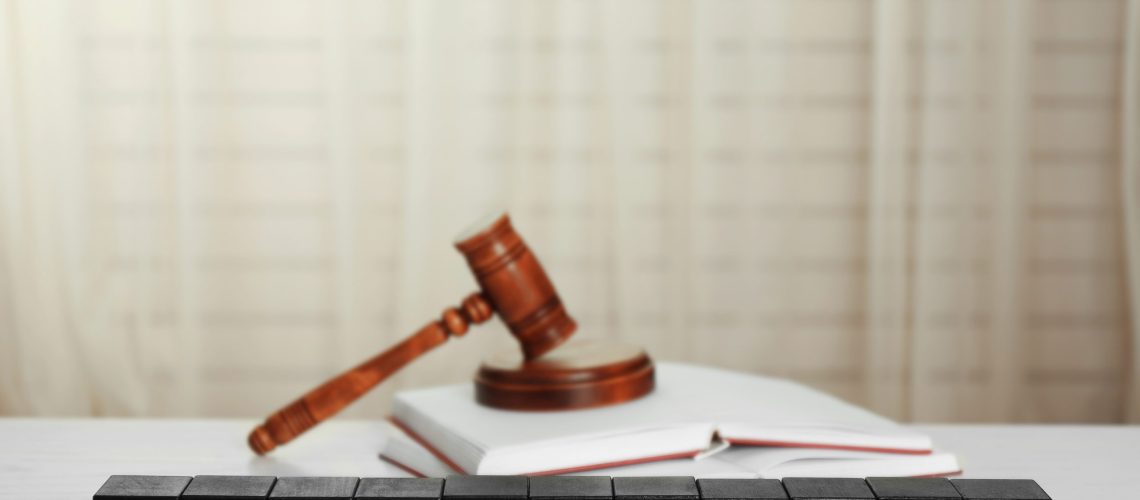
[247,293,493,455]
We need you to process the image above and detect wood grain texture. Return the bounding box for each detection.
[461,216,656,411]
[453,213,577,360]
[247,294,493,455]
[249,212,632,453]
[475,339,655,411]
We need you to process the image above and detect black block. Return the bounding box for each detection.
[781,478,874,499]
[355,478,444,500]
[698,479,787,500]
[183,475,277,499]
[442,476,528,500]
[94,475,192,500]
[951,480,1050,500]
[865,478,961,499]
[613,477,698,500]
[270,477,359,499]
[530,476,613,500]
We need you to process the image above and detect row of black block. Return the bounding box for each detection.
[95,475,1051,500]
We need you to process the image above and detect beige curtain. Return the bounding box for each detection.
[1,0,1137,423]
[1123,0,1140,423]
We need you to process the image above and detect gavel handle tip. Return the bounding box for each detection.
[248,425,276,455]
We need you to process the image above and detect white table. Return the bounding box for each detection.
[0,419,1135,499]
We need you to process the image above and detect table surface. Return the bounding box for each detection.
[0,419,1136,500]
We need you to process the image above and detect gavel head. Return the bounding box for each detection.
[454,213,576,360]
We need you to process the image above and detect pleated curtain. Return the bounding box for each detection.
[1,0,1138,423]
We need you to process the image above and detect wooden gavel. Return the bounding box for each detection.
[248,213,577,455]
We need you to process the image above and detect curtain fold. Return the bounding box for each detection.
[1123,0,1140,423]
[0,0,1136,422]
[865,0,914,421]
[984,0,1033,423]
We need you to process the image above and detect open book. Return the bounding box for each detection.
[381,421,960,479]
[387,363,958,476]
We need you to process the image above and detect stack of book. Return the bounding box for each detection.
[380,363,960,478]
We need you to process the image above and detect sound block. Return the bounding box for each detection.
[475,338,655,411]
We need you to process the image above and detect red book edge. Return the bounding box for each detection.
[380,454,432,478]
[386,416,946,477]
[379,450,961,480]
[387,416,702,476]
[388,416,468,473]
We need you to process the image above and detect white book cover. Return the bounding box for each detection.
[390,363,941,476]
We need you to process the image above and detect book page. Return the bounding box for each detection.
[393,363,922,452]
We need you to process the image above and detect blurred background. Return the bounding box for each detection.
[1,0,1138,424]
